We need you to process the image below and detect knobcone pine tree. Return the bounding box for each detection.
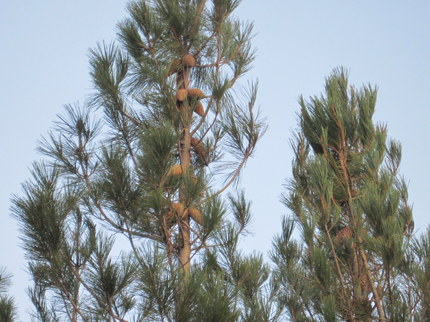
[11,0,276,321]
[270,68,430,321]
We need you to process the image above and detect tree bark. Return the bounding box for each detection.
[178,126,191,276]
[177,63,191,277]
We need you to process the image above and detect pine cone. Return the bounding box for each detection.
[187,88,205,99]
[191,136,199,147]
[167,164,182,176]
[195,146,206,158]
[194,102,204,116]
[182,54,195,67]
[172,203,185,217]
[191,137,207,164]
[188,207,203,225]
[177,89,188,102]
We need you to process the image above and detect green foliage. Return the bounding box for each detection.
[0,268,18,322]
[12,0,268,320]
[272,68,418,321]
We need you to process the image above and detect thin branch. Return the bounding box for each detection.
[68,265,129,322]
[197,150,251,207]
[359,246,385,321]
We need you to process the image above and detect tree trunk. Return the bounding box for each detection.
[177,66,191,277]
[178,127,191,276]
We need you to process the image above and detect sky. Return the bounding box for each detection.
[1,1,430,319]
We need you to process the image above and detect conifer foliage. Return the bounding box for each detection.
[270,68,430,321]
[11,0,271,321]
[0,268,18,322]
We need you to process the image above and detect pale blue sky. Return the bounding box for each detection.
[1,1,429,318]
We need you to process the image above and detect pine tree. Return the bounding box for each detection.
[270,68,430,321]
[11,0,273,321]
[0,268,18,322]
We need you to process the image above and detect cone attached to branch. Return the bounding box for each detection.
[164,203,185,229]
[172,203,185,218]
[194,102,204,117]
[191,137,199,147]
[177,89,188,102]
[191,137,206,158]
[167,164,183,176]
[182,54,195,68]
[188,207,203,225]
[187,88,205,99]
